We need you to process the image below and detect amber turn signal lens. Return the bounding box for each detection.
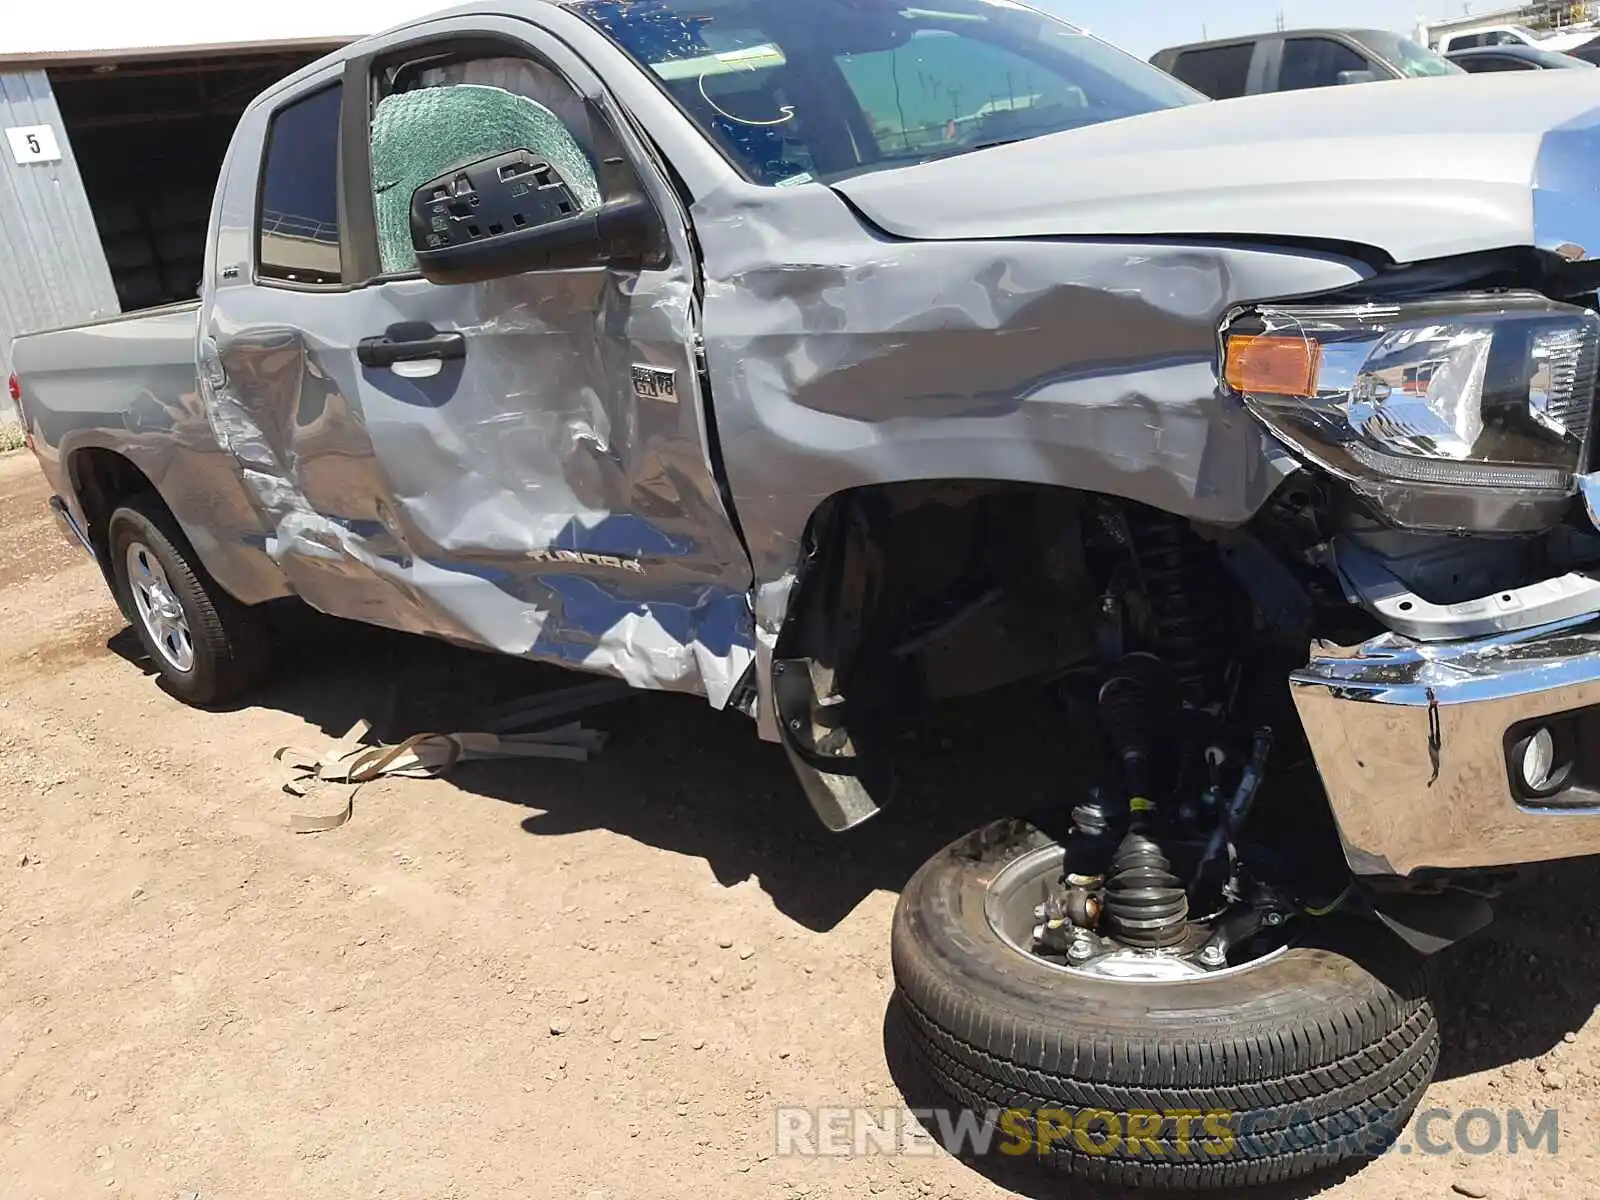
[1225,335,1321,397]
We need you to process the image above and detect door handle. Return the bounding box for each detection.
[357,325,467,369]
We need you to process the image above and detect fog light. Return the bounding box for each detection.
[1523,728,1557,791]
[1511,724,1575,799]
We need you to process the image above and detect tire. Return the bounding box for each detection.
[891,817,1439,1190]
[108,498,270,705]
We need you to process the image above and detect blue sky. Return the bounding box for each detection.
[1036,1,1454,57]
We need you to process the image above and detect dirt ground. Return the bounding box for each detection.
[2,448,1598,1200]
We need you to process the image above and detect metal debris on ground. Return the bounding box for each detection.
[276,681,621,833]
[465,679,633,734]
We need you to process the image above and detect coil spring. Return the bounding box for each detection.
[1125,509,1230,705]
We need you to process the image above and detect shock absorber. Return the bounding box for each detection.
[1097,654,1190,948]
[1124,507,1231,705]
[1097,653,1178,808]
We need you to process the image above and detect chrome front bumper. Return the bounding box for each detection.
[1292,613,1600,878]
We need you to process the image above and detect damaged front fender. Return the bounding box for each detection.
[693,181,1374,644]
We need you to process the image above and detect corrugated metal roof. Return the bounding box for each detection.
[2,0,459,59]
[0,69,121,418]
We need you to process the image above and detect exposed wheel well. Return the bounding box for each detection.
[769,480,1098,830]
[778,480,1097,719]
[771,479,1348,847]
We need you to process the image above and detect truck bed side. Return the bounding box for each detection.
[12,303,289,607]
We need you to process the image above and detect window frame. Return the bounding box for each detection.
[1274,34,1375,91]
[253,78,351,293]
[1466,53,1522,71]
[1169,40,1258,99]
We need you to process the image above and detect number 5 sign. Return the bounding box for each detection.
[6,125,62,164]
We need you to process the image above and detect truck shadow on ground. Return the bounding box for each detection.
[111,616,1600,1197]
[111,613,1071,932]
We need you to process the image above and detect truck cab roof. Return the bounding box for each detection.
[1156,27,1394,55]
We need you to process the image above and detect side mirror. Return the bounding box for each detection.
[409,149,661,286]
[1335,69,1381,85]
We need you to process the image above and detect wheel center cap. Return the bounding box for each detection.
[150,585,183,622]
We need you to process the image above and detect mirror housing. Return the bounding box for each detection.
[1335,68,1381,85]
[409,149,662,286]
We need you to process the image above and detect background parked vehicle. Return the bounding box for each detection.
[1432,23,1597,55]
[1152,28,1459,99]
[1448,44,1597,72]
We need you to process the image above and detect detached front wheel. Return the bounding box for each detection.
[891,818,1439,1190]
[109,499,270,705]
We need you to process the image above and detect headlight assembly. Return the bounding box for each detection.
[1224,293,1600,531]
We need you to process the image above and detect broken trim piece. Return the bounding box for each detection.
[772,656,887,832]
[1334,537,1600,642]
[276,714,608,833]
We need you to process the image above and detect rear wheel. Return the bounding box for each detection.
[891,817,1439,1190]
[109,499,270,705]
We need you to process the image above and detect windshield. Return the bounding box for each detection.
[575,0,1203,185]
[1356,30,1463,77]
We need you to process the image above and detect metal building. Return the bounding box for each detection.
[0,2,440,423]
[0,71,118,416]
[1420,1,1600,45]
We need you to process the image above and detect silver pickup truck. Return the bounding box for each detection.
[14,0,1600,1186]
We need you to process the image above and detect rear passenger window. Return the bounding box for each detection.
[1279,38,1371,90]
[257,84,343,285]
[1169,44,1254,100]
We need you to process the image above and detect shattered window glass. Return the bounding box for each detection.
[369,66,602,275]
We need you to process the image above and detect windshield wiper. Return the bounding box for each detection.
[914,137,1031,166]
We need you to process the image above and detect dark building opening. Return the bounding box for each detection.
[49,46,336,312]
